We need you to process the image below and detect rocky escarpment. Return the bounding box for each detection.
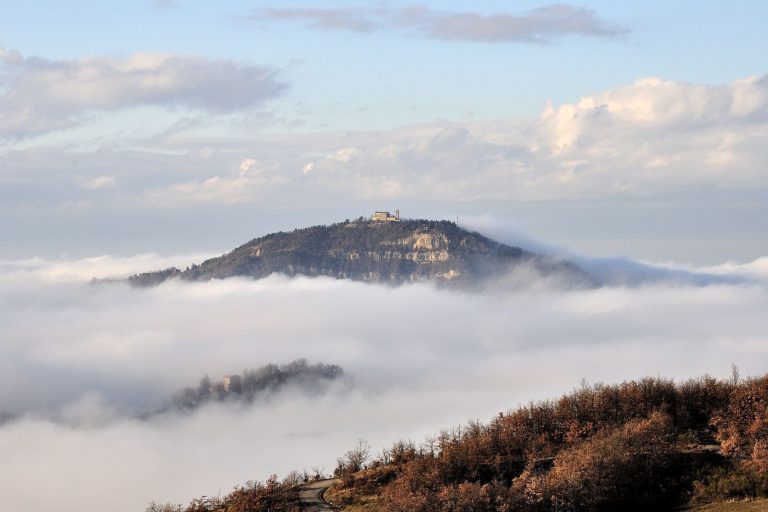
[129,218,591,287]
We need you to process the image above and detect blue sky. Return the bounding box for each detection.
[1,1,767,262]
[3,1,766,129]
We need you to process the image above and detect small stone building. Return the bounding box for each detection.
[372,210,400,222]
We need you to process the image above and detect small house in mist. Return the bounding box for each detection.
[221,375,242,393]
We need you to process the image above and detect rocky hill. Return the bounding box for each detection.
[129,218,590,287]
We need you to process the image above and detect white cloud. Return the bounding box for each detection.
[0,48,286,137]
[662,256,768,282]
[538,75,768,152]
[123,73,768,205]
[144,170,289,207]
[238,158,258,175]
[0,253,214,283]
[328,146,360,163]
[80,175,116,190]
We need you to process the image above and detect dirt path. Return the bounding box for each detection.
[298,478,339,511]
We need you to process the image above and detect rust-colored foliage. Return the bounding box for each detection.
[515,412,676,511]
[712,375,768,472]
[336,374,758,510]
[181,476,299,512]
[175,373,768,511]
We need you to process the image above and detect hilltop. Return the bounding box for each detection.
[129,217,590,287]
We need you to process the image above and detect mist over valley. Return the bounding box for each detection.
[1,225,767,510]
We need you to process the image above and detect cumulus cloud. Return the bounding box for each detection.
[254,4,627,42]
[238,158,258,174]
[99,73,759,207]
[80,175,116,190]
[538,75,768,151]
[1,253,767,510]
[144,171,289,207]
[0,48,286,137]
[527,74,768,197]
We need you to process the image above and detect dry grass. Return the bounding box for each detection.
[680,498,768,511]
[323,465,397,511]
[324,484,383,512]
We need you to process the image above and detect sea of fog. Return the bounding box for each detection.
[1,246,767,511]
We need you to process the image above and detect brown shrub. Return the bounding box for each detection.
[712,375,768,471]
[181,476,298,512]
[514,412,677,511]
[380,458,444,512]
[676,375,731,429]
[436,482,498,512]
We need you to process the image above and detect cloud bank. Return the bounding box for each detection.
[6,72,764,221]
[0,253,767,510]
[254,4,627,42]
[130,70,767,207]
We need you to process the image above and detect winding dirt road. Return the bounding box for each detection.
[298,478,339,511]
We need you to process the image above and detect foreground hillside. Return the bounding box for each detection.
[130,218,590,287]
[152,371,768,511]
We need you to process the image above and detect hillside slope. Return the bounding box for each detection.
[129,218,590,287]
[159,372,768,511]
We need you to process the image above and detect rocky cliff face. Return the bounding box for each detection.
[129,219,591,287]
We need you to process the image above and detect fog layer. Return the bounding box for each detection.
[1,254,767,511]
